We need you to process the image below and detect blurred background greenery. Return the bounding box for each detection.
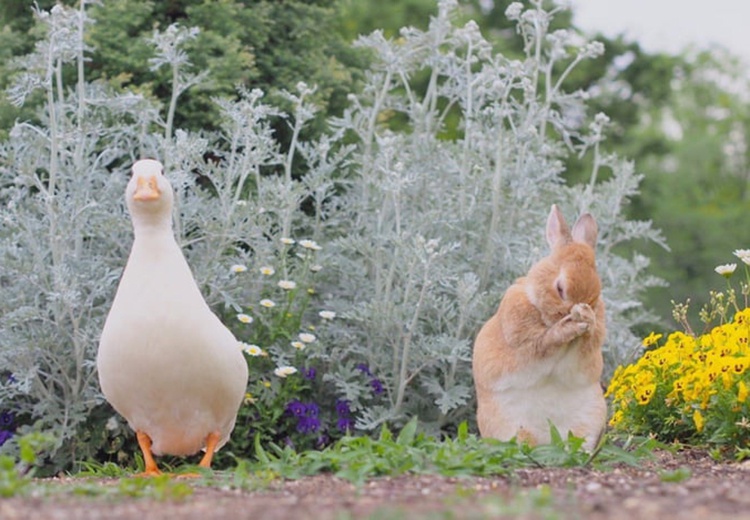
[1,0,747,333]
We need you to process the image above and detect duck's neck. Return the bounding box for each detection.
[131,214,178,249]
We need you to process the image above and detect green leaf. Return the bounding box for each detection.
[396,417,418,446]
[254,433,270,465]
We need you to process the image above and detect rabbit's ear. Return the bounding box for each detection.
[546,204,571,249]
[571,213,598,249]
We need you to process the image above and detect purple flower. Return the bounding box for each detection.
[355,363,372,376]
[304,402,320,418]
[370,378,384,395]
[286,400,306,417]
[296,416,321,434]
[335,399,351,417]
[302,367,317,380]
[0,412,13,428]
[336,417,354,432]
[0,430,12,447]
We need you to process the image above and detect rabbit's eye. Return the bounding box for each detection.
[555,279,565,300]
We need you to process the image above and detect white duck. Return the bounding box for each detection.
[97,159,248,476]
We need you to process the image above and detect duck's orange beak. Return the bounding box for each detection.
[133,175,161,201]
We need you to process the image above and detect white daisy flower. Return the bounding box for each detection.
[241,343,263,356]
[291,341,306,350]
[299,239,322,251]
[319,310,336,320]
[733,249,750,266]
[715,263,737,277]
[278,280,297,290]
[280,237,295,245]
[260,266,275,276]
[310,264,323,272]
[274,366,297,378]
[298,333,316,344]
[260,299,276,308]
[236,313,253,324]
[230,264,247,273]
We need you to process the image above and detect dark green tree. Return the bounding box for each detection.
[625,50,750,328]
[0,0,364,135]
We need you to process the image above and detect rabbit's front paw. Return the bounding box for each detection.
[569,303,595,332]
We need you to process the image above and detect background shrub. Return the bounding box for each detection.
[315,0,665,433]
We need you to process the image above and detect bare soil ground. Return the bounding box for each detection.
[1,450,749,520]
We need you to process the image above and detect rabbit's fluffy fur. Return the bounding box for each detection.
[472,205,606,450]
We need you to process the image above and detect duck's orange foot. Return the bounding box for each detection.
[134,430,162,477]
[175,431,221,478]
[131,430,220,478]
[198,431,221,469]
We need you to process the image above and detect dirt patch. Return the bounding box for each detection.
[1,450,749,520]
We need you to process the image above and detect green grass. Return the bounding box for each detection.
[0,421,657,500]
[226,420,657,487]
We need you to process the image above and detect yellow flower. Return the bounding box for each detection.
[739,381,749,403]
[642,332,663,347]
[608,410,624,427]
[669,378,687,400]
[634,370,655,387]
[244,393,256,405]
[693,410,704,432]
[735,308,750,325]
[636,383,656,405]
[665,331,694,351]
[731,357,749,375]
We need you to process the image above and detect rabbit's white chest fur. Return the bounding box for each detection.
[490,343,604,448]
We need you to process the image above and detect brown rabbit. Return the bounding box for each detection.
[472,204,606,450]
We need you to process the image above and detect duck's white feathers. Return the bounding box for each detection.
[97,160,248,456]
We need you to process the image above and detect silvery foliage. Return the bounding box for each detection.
[0,3,148,462]
[317,0,666,432]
